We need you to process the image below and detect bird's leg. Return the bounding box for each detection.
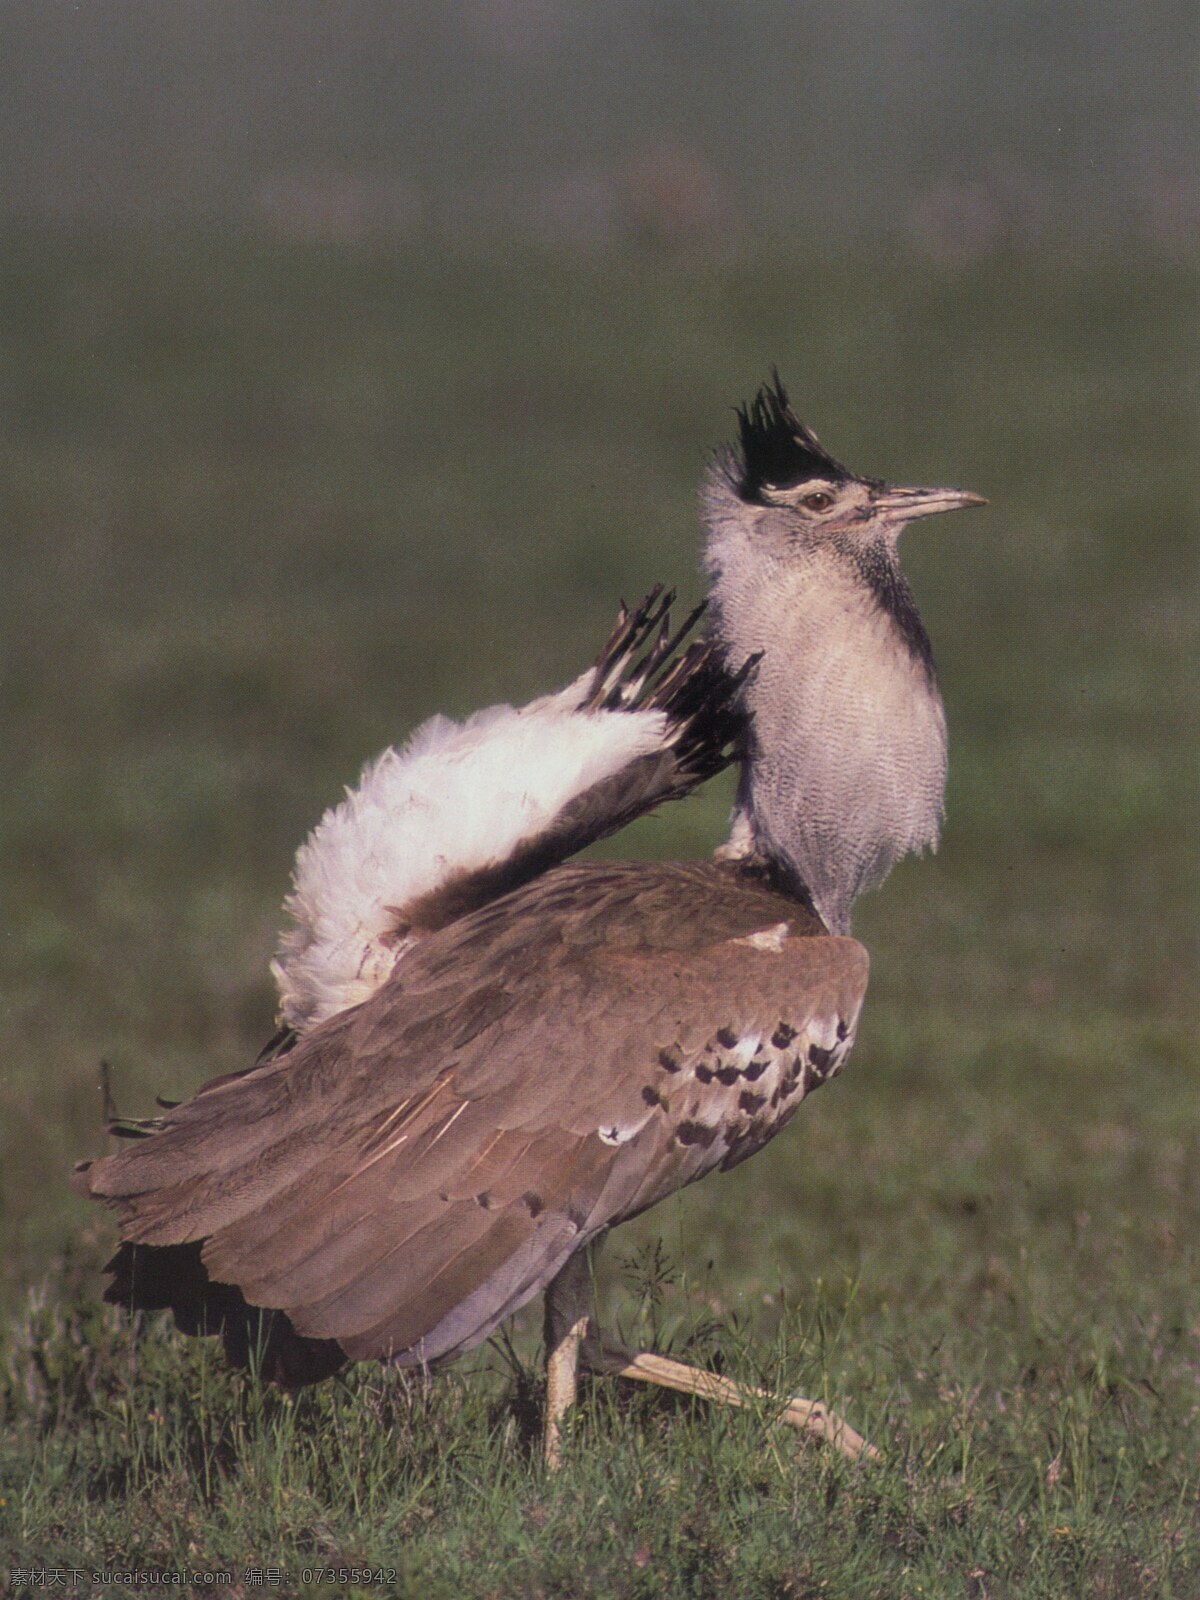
[584,1339,879,1463]
[542,1250,593,1470]
[543,1247,876,1463]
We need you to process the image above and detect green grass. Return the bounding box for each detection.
[1,232,1197,1596]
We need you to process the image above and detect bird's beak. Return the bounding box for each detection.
[871,485,988,522]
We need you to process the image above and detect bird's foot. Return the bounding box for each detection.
[587,1338,879,1462]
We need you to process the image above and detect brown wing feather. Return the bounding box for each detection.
[77,860,867,1372]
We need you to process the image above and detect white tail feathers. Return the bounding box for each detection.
[272,674,672,1033]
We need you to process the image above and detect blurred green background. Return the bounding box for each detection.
[1,0,1197,1497]
[1,5,1198,1589]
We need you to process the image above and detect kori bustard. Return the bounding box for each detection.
[74,376,984,1465]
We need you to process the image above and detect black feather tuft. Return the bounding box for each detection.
[104,1240,346,1387]
[734,371,853,502]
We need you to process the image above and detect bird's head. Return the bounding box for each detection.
[702,371,985,585]
[701,372,987,933]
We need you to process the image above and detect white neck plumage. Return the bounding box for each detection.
[704,495,947,936]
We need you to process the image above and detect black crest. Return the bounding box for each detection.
[734,372,853,503]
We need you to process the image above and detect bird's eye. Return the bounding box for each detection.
[802,491,834,512]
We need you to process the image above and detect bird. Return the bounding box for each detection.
[73,374,985,1467]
